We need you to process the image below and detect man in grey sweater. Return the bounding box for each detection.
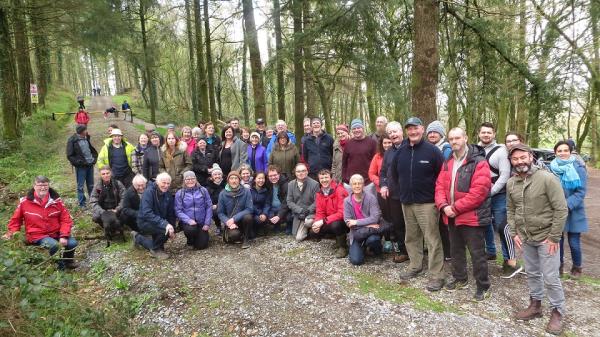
[478,122,521,278]
[287,163,320,241]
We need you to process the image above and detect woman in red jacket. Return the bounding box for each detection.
[311,169,349,258]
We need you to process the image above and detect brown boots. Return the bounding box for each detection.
[515,299,563,335]
[515,298,542,320]
[570,266,582,279]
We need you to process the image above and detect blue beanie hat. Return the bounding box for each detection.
[350,119,364,129]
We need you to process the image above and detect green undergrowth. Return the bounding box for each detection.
[350,272,459,314]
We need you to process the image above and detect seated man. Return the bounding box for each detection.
[119,174,148,232]
[90,166,126,229]
[3,176,78,270]
[287,163,320,241]
[344,174,383,266]
[266,165,290,233]
[217,171,254,249]
[312,169,349,258]
[134,172,177,259]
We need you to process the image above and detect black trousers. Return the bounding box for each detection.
[448,220,490,291]
[119,213,139,232]
[388,198,407,254]
[439,215,451,259]
[182,224,209,250]
[377,194,392,240]
[223,214,254,243]
[317,220,347,236]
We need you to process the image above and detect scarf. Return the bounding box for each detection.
[339,139,347,150]
[225,184,241,193]
[550,156,582,190]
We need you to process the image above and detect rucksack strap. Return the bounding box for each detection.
[485,145,501,177]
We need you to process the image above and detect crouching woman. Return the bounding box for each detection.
[175,171,213,250]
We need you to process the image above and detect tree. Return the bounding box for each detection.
[0,5,20,140]
[242,0,267,121]
[194,0,209,121]
[185,0,199,119]
[204,0,217,122]
[273,0,285,120]
[292,0,304,136]
[12,0,33,117]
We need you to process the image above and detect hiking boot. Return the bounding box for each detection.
[64,260,79,270]
[241,240,251,249]
[426,278,445,292]
[473,287,490,301]
[150,249,169,260]
[570,266,582,279]
[559,263,564,277]
[487,253,497,261]
[392,254,410,263]
[383,241,393,253]
[131,231,143,250]
[546,308,563,335]
[399,268,422,281]
[501,262,524,279]
[335,235,348,258]
[515,298,542,321]
[445,277,468,291]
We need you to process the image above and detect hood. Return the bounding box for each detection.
[466,144,486,161]
[26,188,60,201]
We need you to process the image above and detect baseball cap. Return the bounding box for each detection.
[404,117,423,128]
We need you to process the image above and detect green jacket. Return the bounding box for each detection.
[97,140,136,169]
[507,166,567,243]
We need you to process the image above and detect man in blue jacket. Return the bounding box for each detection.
[392,117,445,292]
[134,172,177,260]
[217,171,254,248]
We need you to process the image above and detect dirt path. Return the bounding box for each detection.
[75,96,600,337]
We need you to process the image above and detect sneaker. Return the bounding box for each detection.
[399,268,422,280]
[426,278,445,292]
[392,242,401,253]
[445,278,468,291]
[473,288,491,301]
[383,241,393,253]
[150,249,169,260]
[501,262,524,279]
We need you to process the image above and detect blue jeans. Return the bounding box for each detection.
[348,234,382,265]
[484,193,514,260]
[76,166,94,207]
[560,232,582,267]
[134,232,169,252]
[34,236,78,269]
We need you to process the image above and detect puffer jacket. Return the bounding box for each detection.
[435,145,492,227]
[507,166,568,243]
[137,181,176,232]
[159,146,192,193]
[315,180,348,224]
[217,185,253,224]
[7,188,73,243]
[89,178,126,220]
[251,185,271,217]
[191,149,216,186]
[175,185,213,226]
[368,153,384,192]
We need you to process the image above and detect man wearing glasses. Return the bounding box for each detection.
[3,176,78,270]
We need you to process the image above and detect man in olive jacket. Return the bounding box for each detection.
[507,144,568,335]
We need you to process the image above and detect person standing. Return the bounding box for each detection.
[143,132,162,182]
[67,124,98,207]
[74,108,90,126]
[331,124,349,185]
[368,134,393,252]
[266,120,297,159]
[550,140,588,278]
[342,119,376,185]
[247,132,268,174]
[370,116,388,143]
[508,144,568,335]
[219,126,248,177]
[302,117,334,179]
[191,138,216,186]
[435,128,492,301]
[97,128,136,188]
[131,133,149,175]
[160,131,192,194]
[268,131,300,179]
[392,117,445,292]
[77,95,85,109]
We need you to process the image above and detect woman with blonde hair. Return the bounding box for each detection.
[160,131,192,194]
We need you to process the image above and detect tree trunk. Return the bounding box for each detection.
[292,0,304,136]
[194,0,209,121]
[30,5,51,107]
[139,0,158,123]
[185,0,199,120]
[0,5,20,141]
[241,35,249,125]
[204,0,217,122]
[366,78,377,132]
[411,0,439,125]
[515,0,528,137]
[242,0,267,122]
[12,0,33,117]
[273,0,285,120]
[589,0,599,164]
[302,0,317,119]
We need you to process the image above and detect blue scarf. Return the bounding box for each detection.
[550,156,581,190]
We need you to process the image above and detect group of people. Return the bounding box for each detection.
[3,112,590,336]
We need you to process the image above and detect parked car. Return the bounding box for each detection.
[531,148,555,166]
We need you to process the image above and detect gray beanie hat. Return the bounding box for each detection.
[211,163,223,175]
[426,120,446,138]
[183,171,196,180]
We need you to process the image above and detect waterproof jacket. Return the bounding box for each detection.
[7,188,73,243]
[267,175,289,218]
[75,110,90,124]
[507,166,568,243]
[251,185,271,217]
[66,133,98,168]
[205,135,222,153]
[286,177,320,217]
[302,132,334,176]
[89,178,126,220]
[391,138,444,204]
[191,149,216,186]
[379,143,405,200]
[137,181,176,233]
[368,153,384,192]
[142,145,161,181]
[315,180,348,224]
[331,140,344,183]
[120,185,142,220]
[343,191,381,226]
[97,140,136,170]
[206,179,225,206]
[175,185,213,226]
[268,143,300,178]
[159,146,192,193]
[217,186,253,224]
[551,160,588,233]
[435,145,492,227]
[247,144,268,174]
[220,138,248,172]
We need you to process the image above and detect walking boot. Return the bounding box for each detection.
[559,263,564,276]
[335,235,348,258]
[570,266,582,279]
[545,308,563,335]
[515,298,542,321]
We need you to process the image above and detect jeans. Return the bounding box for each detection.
[34,236,78,269]
[137,222,169,251]
[182,224,209,250]
[560,232,582,267]
[484,193,515,260]
[402,203,444,279]
[522,241,566,315]
[348,234,382,265]
[76,166,94,207]
[448,222,489,290]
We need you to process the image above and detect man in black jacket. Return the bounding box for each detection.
[67,124,98,207]
[119,174,147,231]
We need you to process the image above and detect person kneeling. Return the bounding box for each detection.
[90,166,126,230]
[312,169,349,258]
[175,171,213,250]
[134,172,177,259]
[3,176,78,270]
[344,174,384,266]
[217,171,254,248]
[287,163,320,241]
[251,172,271,238]
[119,174,147,231]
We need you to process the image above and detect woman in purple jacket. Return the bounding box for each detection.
[247,132,268,174]
[175,171,213,250]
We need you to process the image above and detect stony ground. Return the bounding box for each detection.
[69,97,600,337]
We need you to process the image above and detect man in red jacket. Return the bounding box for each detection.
[435,127,492,301]
[3,176,78,270]
[312,169,349,258]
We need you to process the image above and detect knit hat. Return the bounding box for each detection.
[166,123,175,129]
[227,170,241,181]
[350,119,364,129]
[76,124,87,134]
[250,132,261,139]
[336,124,349,134]
[183,171,196,180]
[426,120,446,138]
[211,163,223,175]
